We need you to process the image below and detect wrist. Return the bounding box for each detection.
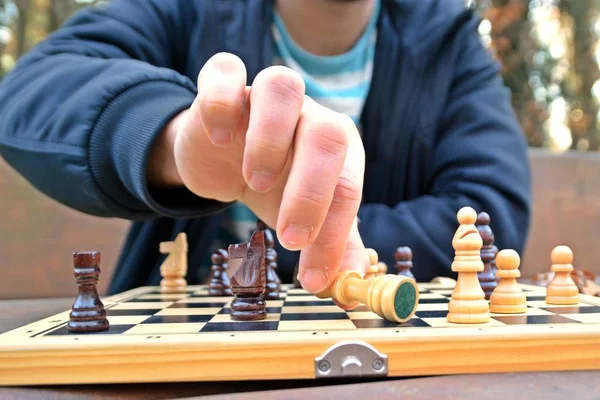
[147,109,188,188]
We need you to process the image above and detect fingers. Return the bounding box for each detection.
[280,105,365,293]
[243,66,305,192]
[195,52,247,145]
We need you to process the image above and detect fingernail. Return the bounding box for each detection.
[301,269,328,293]
[210,128,231,145]
[282,224,312,248]
[248,170,277,192]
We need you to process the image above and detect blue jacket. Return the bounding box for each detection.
[0,0,531,294]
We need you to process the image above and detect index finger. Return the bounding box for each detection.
[293,113,366,293]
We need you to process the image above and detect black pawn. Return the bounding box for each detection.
[68,252,109,333]
[209,249,232,296]
[395,246,415,279]
[257,220,281,300]
[476,212,498,300]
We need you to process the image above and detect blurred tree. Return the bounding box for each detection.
[477,0,600,151]
[559,0,600,150]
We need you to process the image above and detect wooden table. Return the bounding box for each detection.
[1,298,599,399]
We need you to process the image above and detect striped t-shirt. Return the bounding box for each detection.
[205,2,380,268]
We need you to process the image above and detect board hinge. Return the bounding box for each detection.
[314,340,388,378]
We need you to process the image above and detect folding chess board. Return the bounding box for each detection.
[1,281,600,385]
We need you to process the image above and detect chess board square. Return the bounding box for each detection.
[352,305,370,312]
[44,324,135,336]
[105,309,158,316]
[545,306,600,315]
[490,308,552,317]
[281,306,342,314]
[126,298,176,302]
[283,301,336,307]
[137,294,188,300]
[527,300,591,309]
[492,314,581,325]
[178,297,232,304]
[419,298,451,304]
[352,318,429,329]
[155,308,223,316]
[345,311,381,320]
[421,318,505,328]
[201,322,279,332]
[168,302,228,308]
[280,312,349,321]
[524,295,546,301]
[429,289,454,296]
[265,300,285,308]
[123,323,206,335]
[146,289,195,295]
[415,310,449,318]
[111,302,173,310]
[563,313,600,323]
[209,314,280,323]
[219,307,282,315]
[417,303,449,311]
[419,293,450,300]
[277,320,356,331]
[285,289,312,296]
[107,316,150,325]
[284,296,332,303]
[141,315,214,324]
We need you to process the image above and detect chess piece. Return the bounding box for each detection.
[377,261,387,276]
[447,207,490,324]
[68,252,109,333]
[292,261,302,288]
[317,271,419,323]
[489,249,526,314]
[228,230,267,320]
[395,246,415,279]
[364,248,380,280]
[208,249,232,296]
[546,246,579,305]
[159,233,188,293]
[476,212,498,299]
[258,220,281,300]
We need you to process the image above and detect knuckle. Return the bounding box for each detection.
[257,67,305,105]
[312,229,345,249]
[246,134,288,158]
[332,175,362,205]
[307,121,349,158]
[197,95,234,115]
[294,184,330,208]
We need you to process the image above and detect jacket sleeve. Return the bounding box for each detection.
[0,0,228,219]
[358,9,532,280]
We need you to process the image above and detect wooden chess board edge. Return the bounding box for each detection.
[0,331,599,385]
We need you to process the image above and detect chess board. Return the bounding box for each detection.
[1,282,600,385]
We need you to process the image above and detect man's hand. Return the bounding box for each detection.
[150,52,368,294]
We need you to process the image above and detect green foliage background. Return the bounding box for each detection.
[1,0,599,151]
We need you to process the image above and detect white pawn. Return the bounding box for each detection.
[489,249,526,314]
[447,207,490,324]
[546,246,579,305]
[364,248,380,280]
